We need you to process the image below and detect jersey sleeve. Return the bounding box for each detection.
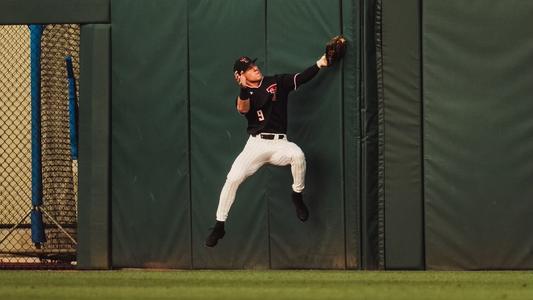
[275,73,299,92]
[276,64,320,92]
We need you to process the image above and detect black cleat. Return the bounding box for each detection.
[292,192,309,222]
[205,221,225,247]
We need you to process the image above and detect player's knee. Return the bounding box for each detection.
[292,151,305,164]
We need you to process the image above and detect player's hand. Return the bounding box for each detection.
[316,54,328,68]
[234,71,247,87]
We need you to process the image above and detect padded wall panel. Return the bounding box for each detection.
[360,0,382,270]
[0,0,109,24]
[342,0,362,270]
[423,0,533,269]
[380,0,424,269]
[266,0,346,268]
[189,0,270,268]
[78,24,110,269]
[111,0,191,268]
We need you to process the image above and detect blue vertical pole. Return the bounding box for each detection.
[65,56,78,160]
[29,24,46,245]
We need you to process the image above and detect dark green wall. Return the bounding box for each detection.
[78,24,111,269]
[6,0,533,271]
[111,0,362,269]
[376,0,533,270]
[342,0,362,270]
[189,0,270,269]
[0,0,109,24]
[360,0,382,270]
[266,0,345,269]
[111,0,191,268]
[379,0,424,270]
[423,0,533,270]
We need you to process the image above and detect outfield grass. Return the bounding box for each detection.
[0,270,532,300]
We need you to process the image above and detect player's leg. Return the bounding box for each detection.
[269,140,309,222]
[206,137,270,247]
[269,140,306,192]
[216,139,270,221]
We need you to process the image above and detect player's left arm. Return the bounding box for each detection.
[236,95,250,114]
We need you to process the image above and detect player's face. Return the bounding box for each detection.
[243,64,262,83]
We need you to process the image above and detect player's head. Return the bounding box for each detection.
[233,56,262,83]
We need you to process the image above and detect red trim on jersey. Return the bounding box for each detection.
[266,83,277,94]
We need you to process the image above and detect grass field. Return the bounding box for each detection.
[1,270,532,300]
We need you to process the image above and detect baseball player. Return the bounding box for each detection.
[205,50,339,247]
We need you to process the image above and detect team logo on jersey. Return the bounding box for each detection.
[266,84,278,101]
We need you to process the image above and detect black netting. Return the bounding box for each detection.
[0,24,79,268]
[40,24,79,257]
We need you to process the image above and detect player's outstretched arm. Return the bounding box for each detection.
[291,53,328,89]
[287,49,337,90]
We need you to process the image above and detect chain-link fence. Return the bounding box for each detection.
[0,24,79,268]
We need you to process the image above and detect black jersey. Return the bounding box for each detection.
[239,64,320,135]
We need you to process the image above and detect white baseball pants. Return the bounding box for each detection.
[216,134,306,221]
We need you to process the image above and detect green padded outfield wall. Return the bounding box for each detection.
[111,0,362,269]
[266,0,352,268]
[111,0,191,268]
[189,0,361,269]
[341,0,362,270]
[423,0,533,269]
[0,0,109,24]
[189,0,270,269]
[360,0,382,269]
[379,0,424,269]
[78,24,111,269]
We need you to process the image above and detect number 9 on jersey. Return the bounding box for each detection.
[257,110,265,121]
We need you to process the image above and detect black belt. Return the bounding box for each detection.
[252,133,285,140]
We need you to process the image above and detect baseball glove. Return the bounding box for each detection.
[325,35,347,66]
